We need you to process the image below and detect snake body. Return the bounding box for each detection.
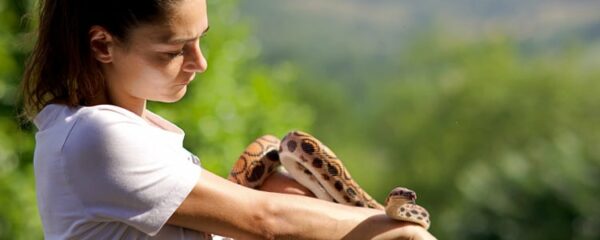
[228,131,431,229]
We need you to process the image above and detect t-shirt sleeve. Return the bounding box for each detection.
[61,109,201,236]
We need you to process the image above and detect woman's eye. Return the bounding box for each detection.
[165,50,185,58]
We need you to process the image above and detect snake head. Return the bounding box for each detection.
[385,187,417,205]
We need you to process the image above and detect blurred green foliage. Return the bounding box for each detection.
[367,34,600,239]
[0,0,39,239]
[1,0,599,239]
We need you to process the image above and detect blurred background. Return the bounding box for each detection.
[1,0,599,239]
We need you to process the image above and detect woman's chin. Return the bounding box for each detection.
[153,87,188,103]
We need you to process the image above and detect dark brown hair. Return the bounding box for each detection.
[21,0,178,120]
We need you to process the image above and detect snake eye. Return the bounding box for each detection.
[390,187,416,201]
[391,188,405,196]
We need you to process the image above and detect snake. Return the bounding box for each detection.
[228,131,431,230]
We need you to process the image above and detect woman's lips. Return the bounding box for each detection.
[178,74,195,85]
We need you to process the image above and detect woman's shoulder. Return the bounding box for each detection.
[72,105,154,141]
[38,103,143,125]
[35,104,183,154]
[35,104,150,140]
[78,104,146,125]
[63,105,163,153]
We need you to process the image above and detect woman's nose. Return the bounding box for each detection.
[183,43,208,73]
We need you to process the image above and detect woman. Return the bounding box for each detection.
[22,0,436,239]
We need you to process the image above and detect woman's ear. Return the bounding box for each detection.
[89,26,115,63]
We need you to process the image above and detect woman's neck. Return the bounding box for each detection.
[91,88,147,117]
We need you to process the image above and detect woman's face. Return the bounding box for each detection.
[106,0,208,104]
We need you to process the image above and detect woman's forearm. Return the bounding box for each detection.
[170,170,434,240]
[262,191,435,240]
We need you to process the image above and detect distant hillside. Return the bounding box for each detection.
[241,0,600,41]
[238,0,600,86]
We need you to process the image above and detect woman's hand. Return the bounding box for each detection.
[343,214,436,240]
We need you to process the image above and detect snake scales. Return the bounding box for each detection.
[228,131,431,230]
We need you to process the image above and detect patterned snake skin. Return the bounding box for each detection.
[228,131,431,230]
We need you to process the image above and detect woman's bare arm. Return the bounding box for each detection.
[168,169,436,240]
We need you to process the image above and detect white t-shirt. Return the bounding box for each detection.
[33,104,207,239]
